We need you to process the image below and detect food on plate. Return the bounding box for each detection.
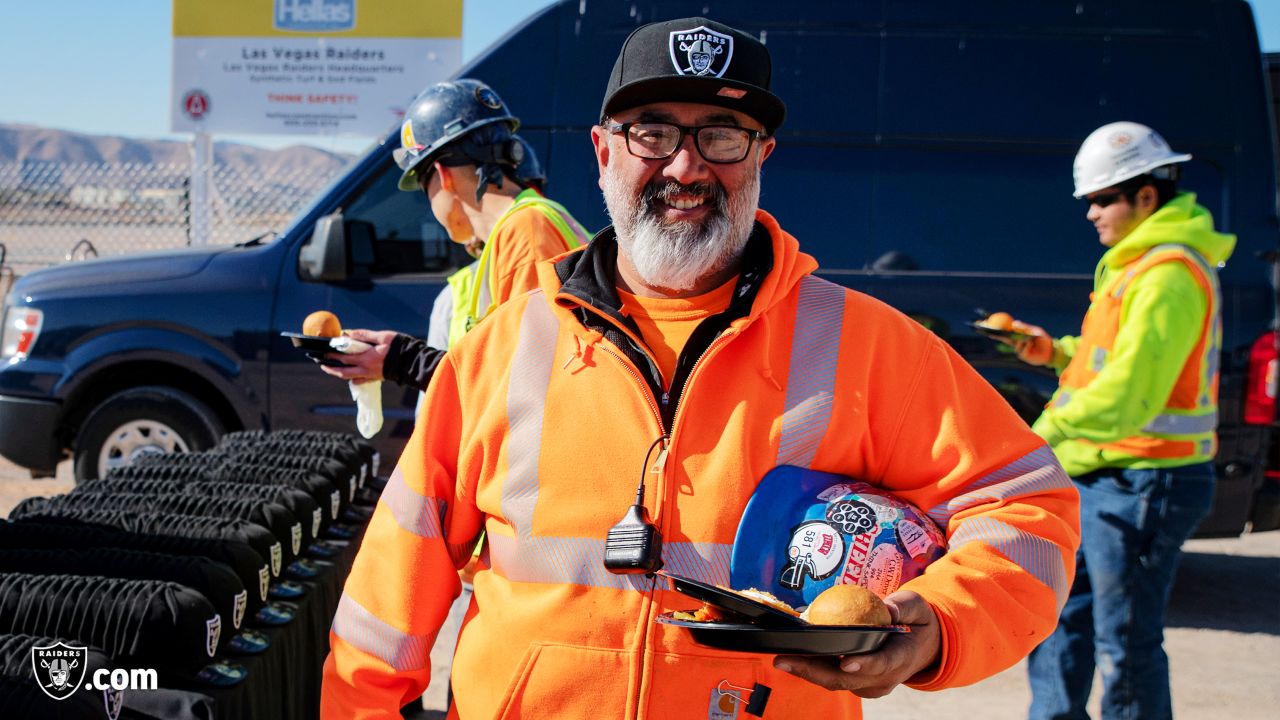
[671,604,726,623]
[801,584,892,626]
[980,311,1014,331]
[733,587,802,618]
[303,310,342,338]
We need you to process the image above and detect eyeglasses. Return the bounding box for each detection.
[1083,191,1127,208]
[603,121,765,164]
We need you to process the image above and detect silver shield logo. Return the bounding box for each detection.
[206,615,222,657]
[103,686,124,720]
[233,590,248,629]
[668,26,734,77]
[291,523,302,555]
[32,642,88,700]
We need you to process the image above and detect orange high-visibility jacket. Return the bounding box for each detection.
[322,210,1080,720]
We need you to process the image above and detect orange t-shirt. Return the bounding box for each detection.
[616,276,737,389]
[486,205,574,307]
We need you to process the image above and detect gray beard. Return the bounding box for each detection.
[603,170,760,292]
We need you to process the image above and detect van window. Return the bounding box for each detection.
[341,159,469,276]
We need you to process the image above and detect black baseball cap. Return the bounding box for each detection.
[600,17,786,135]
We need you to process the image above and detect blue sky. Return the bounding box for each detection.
[2,0,1278,155]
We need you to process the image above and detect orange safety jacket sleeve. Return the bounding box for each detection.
[850,322,1081,690]
[321,354,481,718]
[488,206,574,307]
[1034,262,1207,448]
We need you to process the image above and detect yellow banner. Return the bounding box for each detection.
[174,0,461,38]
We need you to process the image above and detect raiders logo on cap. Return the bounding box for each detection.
[668,25,734,78]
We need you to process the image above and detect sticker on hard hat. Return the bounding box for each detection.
[730,465,947,608]
[475,86,503,110]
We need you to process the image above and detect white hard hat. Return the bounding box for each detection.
[1072,121,1191,198]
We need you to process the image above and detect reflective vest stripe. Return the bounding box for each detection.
[1142,412,1218,435]
[500,293,559,541]
[380,468,444,539]
[924,446,1071,527]
[332,592,436,672]
[776,276,846,468]
[488,533,727,590]
[949,516,1070,609]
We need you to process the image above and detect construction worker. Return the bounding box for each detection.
[322,17,1079,718]
[321,81,590,391]
[425,135,549,353]
[1000,122,1235,720]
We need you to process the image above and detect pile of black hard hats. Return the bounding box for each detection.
[0,429,382,718]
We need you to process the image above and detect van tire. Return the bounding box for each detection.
[73,386,224,482]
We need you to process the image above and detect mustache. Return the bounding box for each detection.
[641,181,725,211]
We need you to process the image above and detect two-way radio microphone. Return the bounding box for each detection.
[603,436,667,575]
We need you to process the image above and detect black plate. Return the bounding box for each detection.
[658,571,804,628]
[657,613,908,655]
[280,331,336,351]
[280,332,349,367]
[968,321,1033,343]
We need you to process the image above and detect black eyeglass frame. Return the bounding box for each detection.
[602,121,766,164]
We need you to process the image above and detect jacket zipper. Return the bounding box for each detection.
[621,327,740,720]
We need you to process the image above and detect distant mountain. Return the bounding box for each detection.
[0,123,355,176]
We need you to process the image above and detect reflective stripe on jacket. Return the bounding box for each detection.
[468,188,591,331]
[1055,244,1221,462]
[322,210,1080,719]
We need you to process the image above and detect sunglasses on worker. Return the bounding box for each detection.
[1083,190,1129,208]
[603,121,765,164]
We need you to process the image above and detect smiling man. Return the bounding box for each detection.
[322,17,1079,719]
[1008,121,1236,720]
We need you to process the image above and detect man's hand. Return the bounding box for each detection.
[1010,324,1053,366]
[320,329,397,384]
[773,590,940,698]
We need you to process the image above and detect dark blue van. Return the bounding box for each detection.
[1,0,1276,535]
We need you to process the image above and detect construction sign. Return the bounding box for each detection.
[171,0,462,135]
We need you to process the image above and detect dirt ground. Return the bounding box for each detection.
[3,459,1276,719]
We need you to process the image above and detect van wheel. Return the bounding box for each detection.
[73,386,224,482]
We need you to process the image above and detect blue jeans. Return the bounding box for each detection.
[1027,462,1215,720]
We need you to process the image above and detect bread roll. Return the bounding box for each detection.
[803,584,892,626]
[983,311,1014,331]
[303,311,342,338]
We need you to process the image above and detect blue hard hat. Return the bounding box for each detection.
[394,79,521,191]
[730,466,947,608]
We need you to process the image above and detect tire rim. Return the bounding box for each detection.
[98,419,191,478]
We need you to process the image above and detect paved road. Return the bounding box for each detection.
[4,460,1276,719]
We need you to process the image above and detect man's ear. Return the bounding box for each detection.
[590,125,610,190]
[1136,184,1159,214]
[757,135,778,165]
[436,163,455,193]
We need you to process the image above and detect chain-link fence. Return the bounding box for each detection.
[0,161,342,273]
